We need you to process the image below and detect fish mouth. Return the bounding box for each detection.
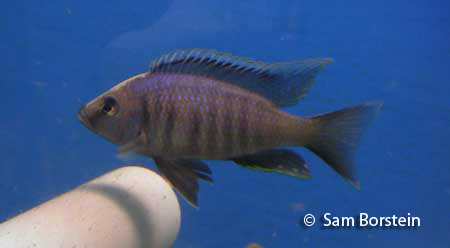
[78,108,93,130]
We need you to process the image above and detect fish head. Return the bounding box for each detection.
[78,77,146,145]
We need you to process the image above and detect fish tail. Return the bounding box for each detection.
[303,102,383,190]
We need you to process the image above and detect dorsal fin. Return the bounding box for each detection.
[149,49,333,107]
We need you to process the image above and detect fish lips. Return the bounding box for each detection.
[78,108,94,131]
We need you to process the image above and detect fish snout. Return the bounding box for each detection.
[78,107,93,130]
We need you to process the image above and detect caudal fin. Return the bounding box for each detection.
[305,102,383,190]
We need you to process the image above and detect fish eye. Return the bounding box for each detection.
[102,96,118,116]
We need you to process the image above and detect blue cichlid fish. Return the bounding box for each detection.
[78,49,382,207]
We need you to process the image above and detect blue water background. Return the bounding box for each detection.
[1,0,449,247]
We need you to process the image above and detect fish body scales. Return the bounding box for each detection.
[77,49,380,207]
[139,74,291,159]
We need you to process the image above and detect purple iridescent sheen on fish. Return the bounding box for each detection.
[78,49,382,207]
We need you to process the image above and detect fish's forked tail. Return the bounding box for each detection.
[304,102,383,190]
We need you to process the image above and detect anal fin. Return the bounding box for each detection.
[154,157,212,208]
[232,149,311,179]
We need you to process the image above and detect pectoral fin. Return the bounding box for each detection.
[117,131,148,159]
[154,157,212,208]
[232,149,311,179]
